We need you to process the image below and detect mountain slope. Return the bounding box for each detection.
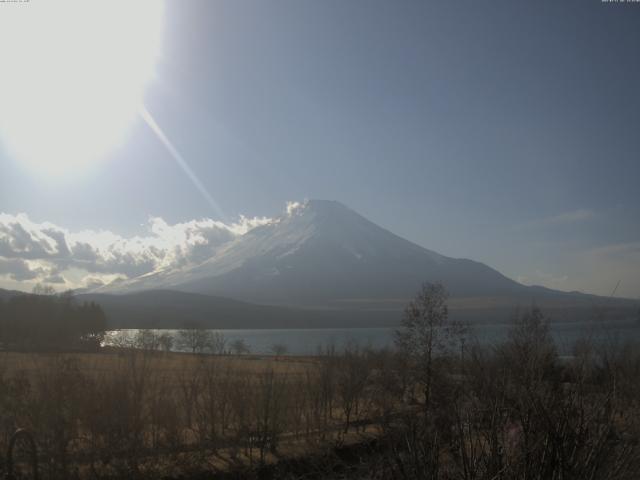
[100,200,544,307]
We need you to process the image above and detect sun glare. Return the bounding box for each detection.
[0,0,164,176]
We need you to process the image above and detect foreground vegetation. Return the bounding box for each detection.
[0,284,639,479]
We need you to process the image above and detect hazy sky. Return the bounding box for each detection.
[1,0,639,297]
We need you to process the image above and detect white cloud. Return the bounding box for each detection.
[0,212,274,291]
[286,200,306,216]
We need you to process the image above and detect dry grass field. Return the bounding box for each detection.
[0,349,315,379]
[0,346,395,479]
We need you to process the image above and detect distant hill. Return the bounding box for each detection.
[0,288,23,301]
[77,289,422,329]
[2,287,636,330]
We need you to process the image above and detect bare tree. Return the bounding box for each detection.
[134,329,160,351]
[157,331,174,352]
[395,282,460,409]
[177,328,213,354]
[106,330,135,349]
[502,305,557,387]
[230,338,250,355]
[32,283,56,295]
[210,331,227,354]
[270,343,288,358]
[336,345,369,433]
[252,368,287,462]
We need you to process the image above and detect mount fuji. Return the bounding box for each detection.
[97,200,604,309]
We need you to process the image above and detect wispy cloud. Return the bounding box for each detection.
[517,209,596,230]
[586,242,640,260]
[516,270,569,290]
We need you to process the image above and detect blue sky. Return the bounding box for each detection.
[1,0,639,297]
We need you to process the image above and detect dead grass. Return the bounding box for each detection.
[0,349,314,379]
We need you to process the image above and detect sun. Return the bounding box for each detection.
[0,0,164,176]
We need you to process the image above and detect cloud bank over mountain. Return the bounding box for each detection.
[0,211,273,290]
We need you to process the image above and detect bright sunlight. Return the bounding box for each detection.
[0,0,164,176]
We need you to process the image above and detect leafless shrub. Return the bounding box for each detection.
[336,345,370,434]
[230,338,251,355]
[133,329,161,351]
[270,343,288,357]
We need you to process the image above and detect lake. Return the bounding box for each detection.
[107,318,640,356]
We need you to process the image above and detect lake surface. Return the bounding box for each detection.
[107,319,640,356]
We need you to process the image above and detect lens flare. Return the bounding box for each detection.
[139,105,227,220]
